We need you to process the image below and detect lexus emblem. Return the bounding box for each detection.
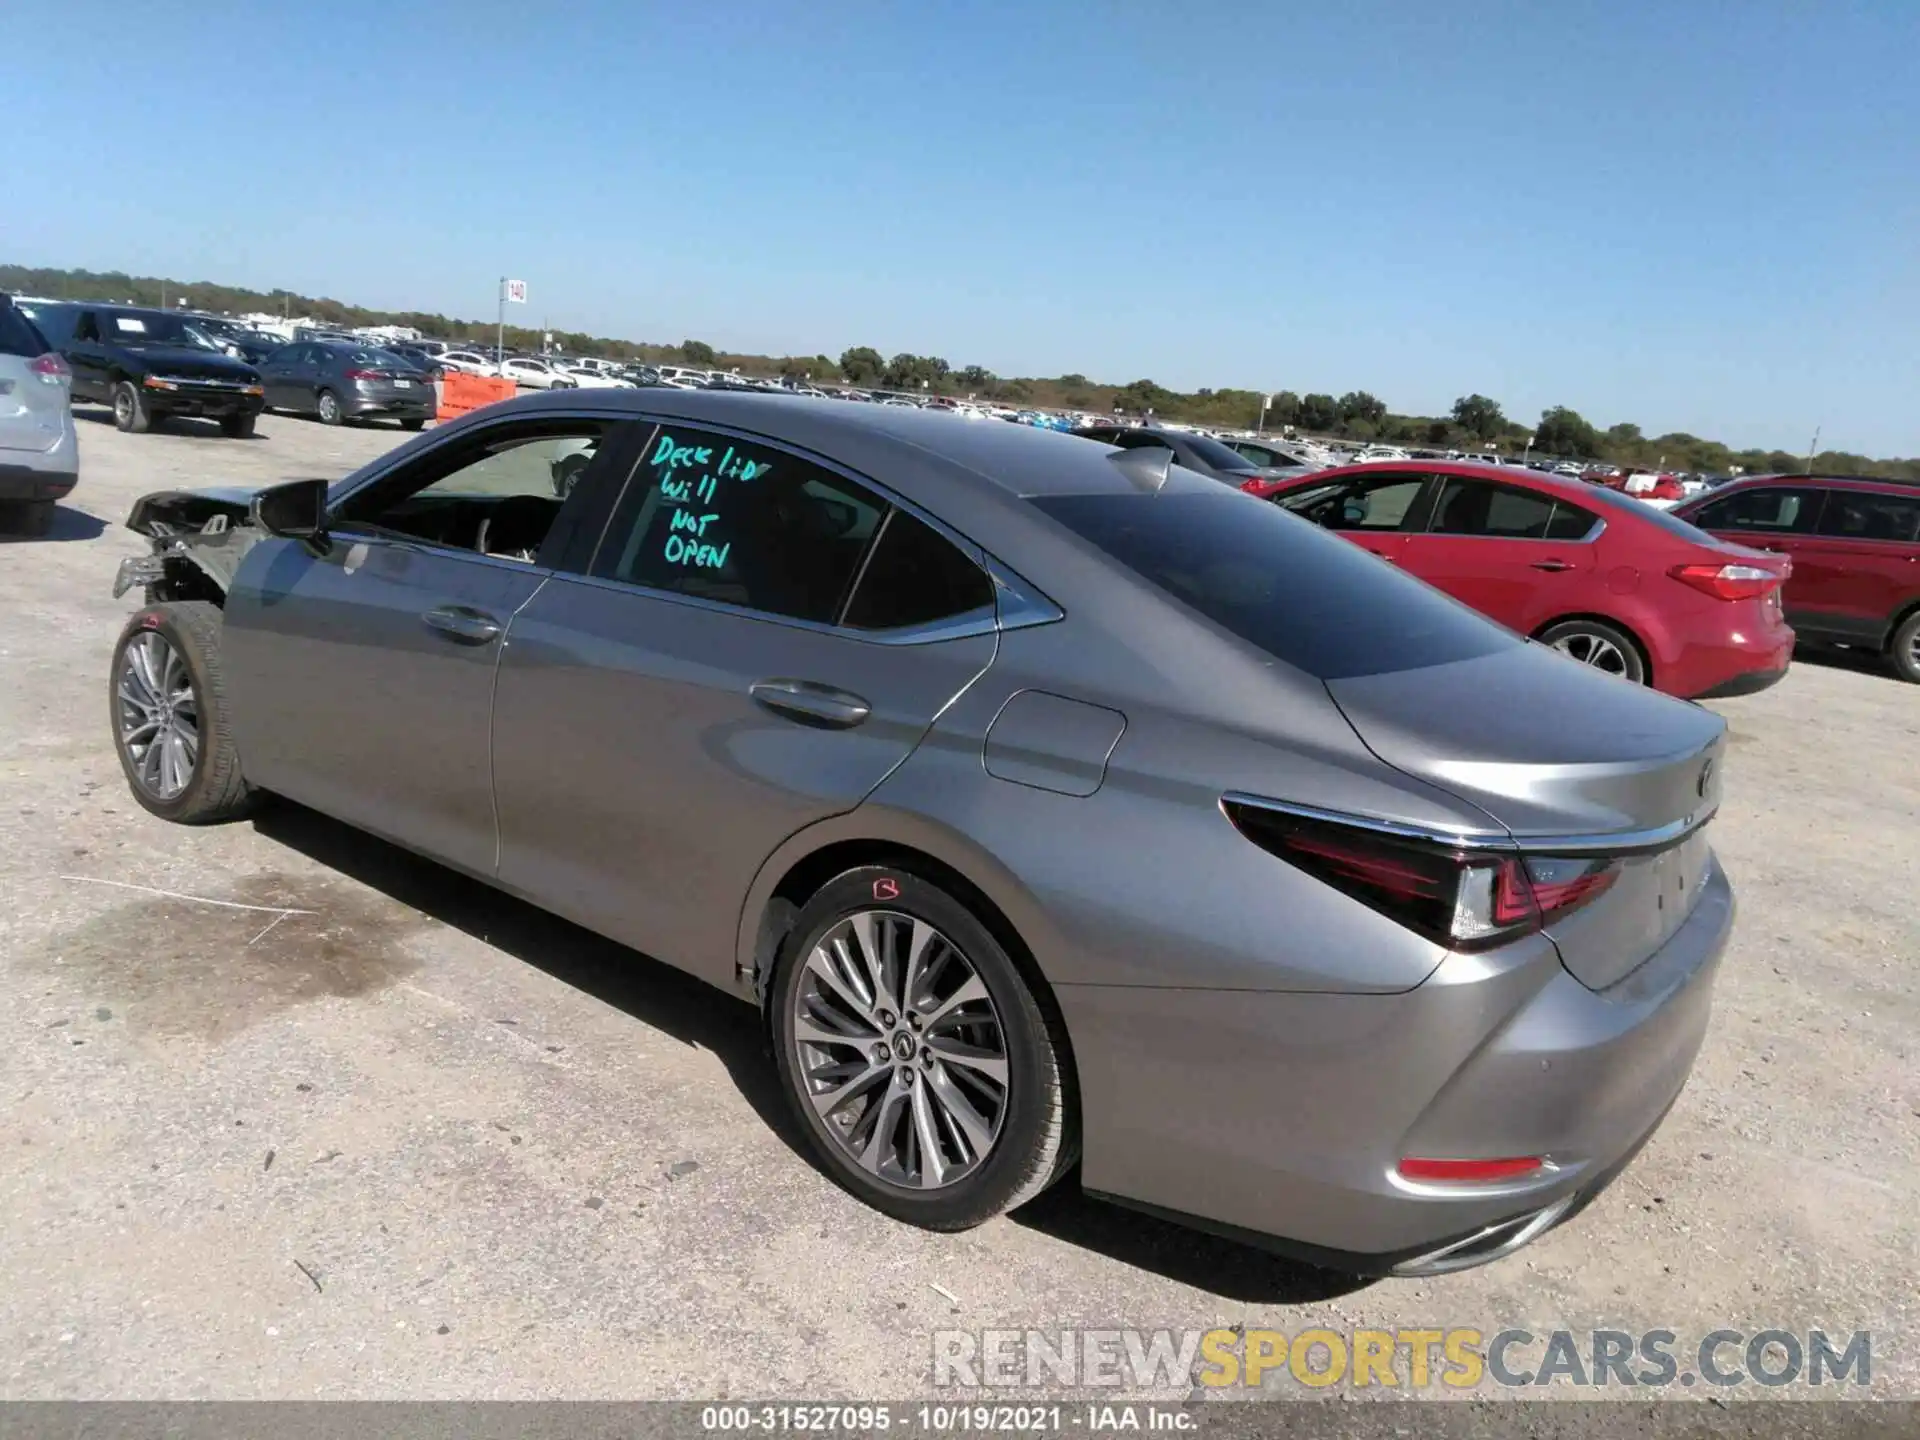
[1697,759,1714,798]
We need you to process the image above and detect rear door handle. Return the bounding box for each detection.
[1530,559,1574,572]
[422,605,503,645]
[750,678,872,730]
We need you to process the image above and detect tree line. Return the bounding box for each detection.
[5,263,1912,481]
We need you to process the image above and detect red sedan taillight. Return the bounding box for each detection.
[345,368,390,381]
[1222,803,1619,951]
[1668,562,1784,601]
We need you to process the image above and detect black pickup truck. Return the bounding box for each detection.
[23,301,266,437]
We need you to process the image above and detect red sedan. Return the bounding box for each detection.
[1246,461,1794,699]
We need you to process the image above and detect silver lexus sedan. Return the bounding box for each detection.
[108,390,1733,1276]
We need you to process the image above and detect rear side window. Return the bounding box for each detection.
[598,426,884,624]
[1543,500,1599,540]
[0,304,49,357]
[1178,433,1260,471]
[1814,491,1920,544]
[1429,478,1556,537]
[842,509,994,630]
[1034,492,1516,679]
[1690,486,1826,534]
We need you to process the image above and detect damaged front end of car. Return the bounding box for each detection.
[114,487,279,605]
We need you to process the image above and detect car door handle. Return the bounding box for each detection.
[1530,559,1574,572]
[750,678,872,730]
[421,605,503,645]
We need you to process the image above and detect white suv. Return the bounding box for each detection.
[0,297,78,536]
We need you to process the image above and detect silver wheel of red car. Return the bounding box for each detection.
[1539,619,1647,685]
[1890,610,1920,684]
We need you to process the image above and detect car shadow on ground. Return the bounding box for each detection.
[1791,640,1900,682]
[250,798,1370,1304]
[0,504,108,542]
[73,408,264,440]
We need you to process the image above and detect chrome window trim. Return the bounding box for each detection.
[1220,792,1715,857]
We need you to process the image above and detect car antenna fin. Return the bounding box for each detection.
[1107,445,1174,494]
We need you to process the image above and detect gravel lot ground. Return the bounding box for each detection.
[1,409,1914,1402]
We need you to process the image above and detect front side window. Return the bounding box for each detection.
[1691,486,1827,534]
[1814,490,1920,543]
[335,420,615,559]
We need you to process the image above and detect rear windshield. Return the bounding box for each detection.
[1584,484,1719,542]
[1034,492,1518,679]
[1180,433,1261,471]
[0,304,48,358]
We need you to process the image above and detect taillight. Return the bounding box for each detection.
[1222,803,1620,951]
[345,368,388,381]
[29,352,70,385]
[1239,479,1262,493]
[1668,562,1782,601]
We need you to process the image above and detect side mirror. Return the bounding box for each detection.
[251,478,330,548]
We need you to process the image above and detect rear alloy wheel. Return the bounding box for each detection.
[1889,611,1920,684]
[316,389,344,425]
[772,866,1073,1230]
[109,601,253,824]
[1538,619,1647,685]
[113,380,152,434]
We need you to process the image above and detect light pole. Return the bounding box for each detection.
[1805,426,1821,473]
[1257,393,1272,436]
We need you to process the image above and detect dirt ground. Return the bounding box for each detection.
[1,408,1914,1401]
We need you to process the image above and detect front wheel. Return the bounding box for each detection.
[316,388,344,425]
[401,417,427,431]
[1888,611,1920,684]
[113,380,152,433]
[109,601,253,824]
[220,412,257,439]
[771,866,1073,1230]
[1537,618,1648,686]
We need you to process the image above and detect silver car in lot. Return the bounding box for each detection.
[106,390,1732,1275]
[0,295,78,535]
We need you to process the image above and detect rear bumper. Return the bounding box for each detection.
[1665,623,1794,701]
[0,461,77,501]
[346,392,436,418]
[1057,857,1733,1272]
[1694,664,1790,699]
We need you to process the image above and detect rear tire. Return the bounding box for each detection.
[770,865,1073,1230]
[220,412,257,439]
[316,389,343,425]
[1888,611,1920,684]
[113,380,152,434]
[109,601,253,824]
[401,417,427,431]
[1537,618,1648,686]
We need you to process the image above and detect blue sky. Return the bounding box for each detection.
[10,0,1918,454]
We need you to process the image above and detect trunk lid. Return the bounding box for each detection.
[1325,641,1726,990]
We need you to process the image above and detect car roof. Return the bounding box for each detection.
[484,387,1153,502]
[1713,472,1919,494]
